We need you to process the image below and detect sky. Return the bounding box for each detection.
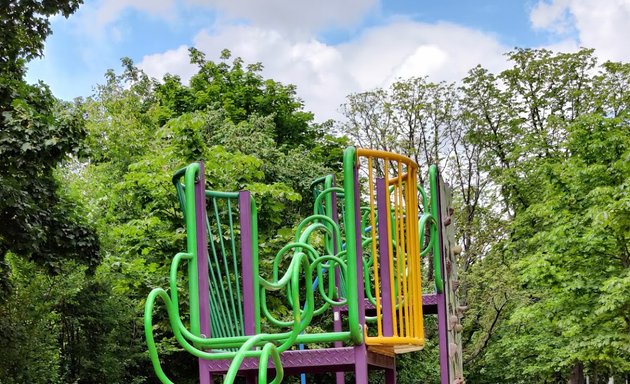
[26,0,630,122]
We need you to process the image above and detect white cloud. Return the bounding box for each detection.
[340,21,508,90]
[393,45,449,82]
[138,45,197,82]
[139,25,357,120]
[138,21,509,121]
[530,0,630,61]
[185,0,378,35]
[29,0,630,118]
[530,0,572,33]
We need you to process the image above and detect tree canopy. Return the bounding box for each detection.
[0,0,99,279]
[340,48,630,383]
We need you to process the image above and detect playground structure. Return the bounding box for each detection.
[144,147,465,383]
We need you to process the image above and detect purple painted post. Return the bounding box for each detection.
[377,177,397,384]
[385,368,397,384]
[353,166,369,384]
[334,305,345,384]
[239,191,256,336]
[239,191,258,384]
[195,162,212,384]
[376,178,394,338]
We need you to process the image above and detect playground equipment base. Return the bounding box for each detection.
[202,346,395,376]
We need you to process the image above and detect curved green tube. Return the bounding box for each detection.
[342,146,363,344]
[429,165,443,293]
[418,213,437,257]
[259,342,284,384]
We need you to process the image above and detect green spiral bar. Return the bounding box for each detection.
[342,146,363,344]
[429,165,443,293]
[418,213,437,257]
[259,342,284,384]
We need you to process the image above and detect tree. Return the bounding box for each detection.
[470,114,629,383]
[461,50,630,383]
[0,2,122,383]
[0,254,62,384]
[0,0,98,282]
[175,48,317,148]
[340,48,630,383]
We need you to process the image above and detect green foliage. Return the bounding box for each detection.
[395,317,441,383]
[0,254,61,384]
[0,85,99,272]
[162,48,317,148]
[341,48,630,383]
[0,0,99,279]
[0,81,100,272]
[0,254,135,384]
[462,52,630,382]
[506,115,629,374]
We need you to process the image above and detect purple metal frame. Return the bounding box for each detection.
[204,347,395,375]
[239,191,256,337]
[437,294,449,383]
[240,190,258,384]
[376,178,397,384]
[376,178,394,338]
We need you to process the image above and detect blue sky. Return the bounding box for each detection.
[27,0,630,121]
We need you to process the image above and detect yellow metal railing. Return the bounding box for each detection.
[355,149,424,352]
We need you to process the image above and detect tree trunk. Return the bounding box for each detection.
[568,362,586,384]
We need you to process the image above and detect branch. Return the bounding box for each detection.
[464,293,509,365]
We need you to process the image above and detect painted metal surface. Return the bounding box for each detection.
[195,162,211,384]
[239,191,256,337]
[353,163,369,384]
[353,148,425,350]
[377,177,394,338]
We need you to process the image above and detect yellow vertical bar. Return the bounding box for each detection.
[394,163,404,338]
[405,169,413,338]
[406,169,419,338]
[403,170,413,339]
[398,161,411,339]
[414,167,424,340]
[410,167,422,339]
[409,170,422,337]
[354,149,424,346]
[367,157,383,337]
[407,168,415,338]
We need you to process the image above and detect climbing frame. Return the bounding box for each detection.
[144,146,464,384]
